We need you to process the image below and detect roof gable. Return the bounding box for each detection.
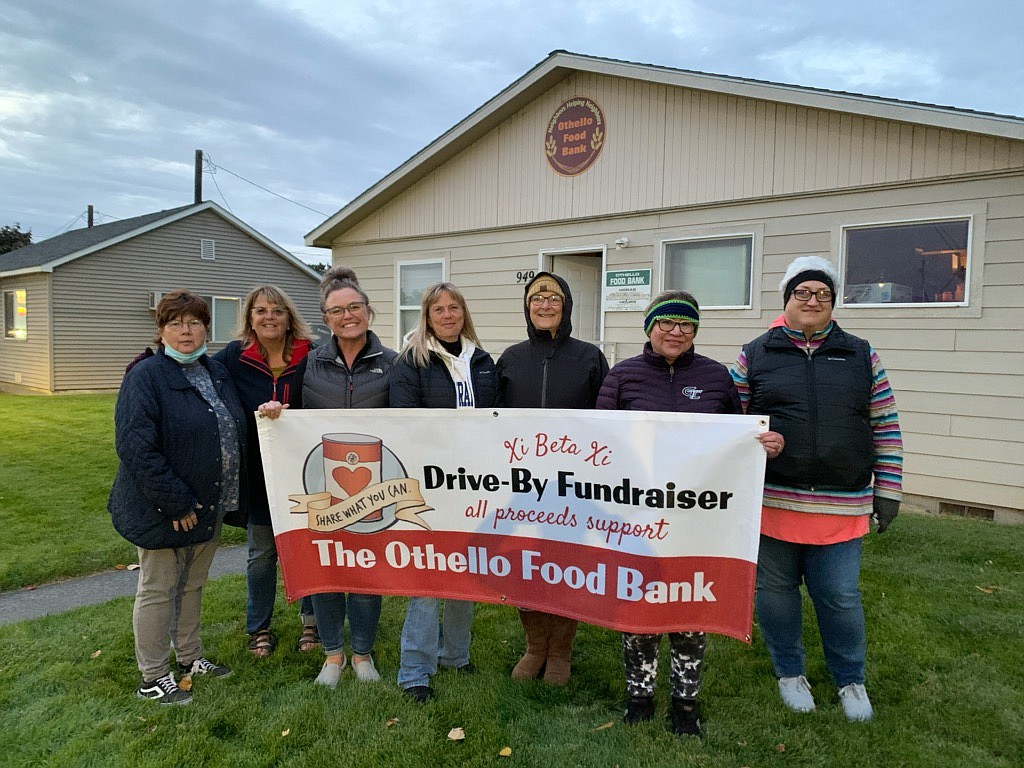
[307,50,1024,246]
[1,201,319,279]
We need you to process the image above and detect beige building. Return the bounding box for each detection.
[1,201,322,393]
[306,51,1024,522]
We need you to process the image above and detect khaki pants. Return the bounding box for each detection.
[133,528,220,680]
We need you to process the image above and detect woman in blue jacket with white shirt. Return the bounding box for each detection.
[389,282,496,702]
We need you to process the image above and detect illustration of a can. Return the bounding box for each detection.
[322,433,383,522]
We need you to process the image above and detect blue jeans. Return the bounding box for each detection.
[398,597,474,689]
[756,534,866,687]
[310,592,382,657]
[246,523,314,634]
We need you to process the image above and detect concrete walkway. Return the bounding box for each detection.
[0,545,247,626]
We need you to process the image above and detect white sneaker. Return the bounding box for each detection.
[838,683,874,722]
[778,675,815,712]
[314,654,346,689]
[352,655,381,682]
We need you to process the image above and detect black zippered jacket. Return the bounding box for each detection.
[389,346,497,409]
[289,331,397,410]
[742,325,874,491]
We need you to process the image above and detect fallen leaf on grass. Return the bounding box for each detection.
[775,743,786,753]
[178,675,193,692]
[115,564,127,570]
[447,727,465,741]
[24,584,37,591]
[975,585,998,594]
[499,747,512,757]
[127,564,140,571]
[281,729,290,737]
[385,718,400,728]
[90,649,102,659]
[593,721,615,731]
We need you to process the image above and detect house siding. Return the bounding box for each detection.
[49,210,321,391]
[0,272,52,392]
[329,172,1024,515]
[316,59,1024,519]
[336,73,1024,244]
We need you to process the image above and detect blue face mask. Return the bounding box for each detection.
[164,343,208,365]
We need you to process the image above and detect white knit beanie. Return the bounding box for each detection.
[779,256,839,300]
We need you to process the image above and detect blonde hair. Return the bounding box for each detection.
[238,284,312,361]
[401,282,481,368]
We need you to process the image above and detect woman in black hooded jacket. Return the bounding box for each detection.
[495,271,608,685]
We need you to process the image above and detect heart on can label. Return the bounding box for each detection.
[332,466,372,497]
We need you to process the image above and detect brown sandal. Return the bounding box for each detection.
[297,625,321,653]
[248,629,275,657]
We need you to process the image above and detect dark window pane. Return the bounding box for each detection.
[844,220,969,304]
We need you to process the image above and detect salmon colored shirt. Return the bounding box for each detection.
[761,505,870,545]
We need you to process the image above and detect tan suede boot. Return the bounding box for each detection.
[511,609,550,680]
[543,614,579,686]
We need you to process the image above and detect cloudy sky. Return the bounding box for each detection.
[2,0,1020,265]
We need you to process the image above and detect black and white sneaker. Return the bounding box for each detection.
[178,658,232,678]
[137,673,192,705]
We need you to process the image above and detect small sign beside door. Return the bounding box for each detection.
[604,269,652,312]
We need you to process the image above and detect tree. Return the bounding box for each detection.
[307,261,328,275]
[1,223,32,254]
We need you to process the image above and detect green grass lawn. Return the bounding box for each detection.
[0,393,243,591]
[0,515,1021,765]
[1,394,1022,766]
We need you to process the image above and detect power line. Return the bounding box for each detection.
[203,155,327,217]
[45,211,87,239]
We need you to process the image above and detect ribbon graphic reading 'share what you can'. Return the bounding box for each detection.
[323,433,383,522]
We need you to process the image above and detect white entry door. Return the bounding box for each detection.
[548,251,603,343]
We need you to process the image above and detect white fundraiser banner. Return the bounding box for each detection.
[258,408,767,641]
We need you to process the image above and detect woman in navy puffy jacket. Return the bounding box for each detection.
[109,290,247,705]
[389,282,496,703]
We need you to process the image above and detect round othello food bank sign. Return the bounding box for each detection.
[545,97,605,176]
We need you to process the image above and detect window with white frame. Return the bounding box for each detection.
[201,295,240,342]
[397,260,444,341]
[663,235,753,308]
[843,218,970,305]
[3,288,27,339]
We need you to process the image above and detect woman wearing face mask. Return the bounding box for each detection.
[389,282,497,703]
[259,267,396,689]
[109,290,247,705]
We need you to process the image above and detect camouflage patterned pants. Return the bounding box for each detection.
[622,631,707,699]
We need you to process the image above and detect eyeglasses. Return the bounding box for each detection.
[529,294,563,307]
[324,302,367,317]
[165,319,205,330]
[252,307,287,318]
[791,288,834,303]
[654,319,696,334]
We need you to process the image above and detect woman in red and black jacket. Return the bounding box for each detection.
[213,285,316,658]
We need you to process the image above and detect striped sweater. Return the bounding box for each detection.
[731,322,903,516]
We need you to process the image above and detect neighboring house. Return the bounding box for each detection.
[0,201,322,393]
[305,51,1024,522]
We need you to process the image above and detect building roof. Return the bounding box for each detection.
[306,50,1024,247]
[1,201,320,279]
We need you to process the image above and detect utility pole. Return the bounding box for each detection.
[194,149,203,204]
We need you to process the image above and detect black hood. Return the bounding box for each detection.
[523,271,574,342]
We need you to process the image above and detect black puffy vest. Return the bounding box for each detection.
[743,325,873,492]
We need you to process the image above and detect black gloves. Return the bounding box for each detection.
[872,496,900,534]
